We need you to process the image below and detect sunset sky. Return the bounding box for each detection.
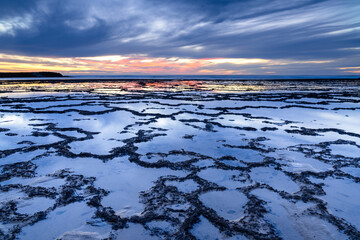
[0,0,359,75]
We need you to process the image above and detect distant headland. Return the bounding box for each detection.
[0,72,64,78]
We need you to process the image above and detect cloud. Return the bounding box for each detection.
[0,0,359,72]
[0,52,355,75]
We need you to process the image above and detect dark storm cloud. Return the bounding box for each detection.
[0,0,359,61]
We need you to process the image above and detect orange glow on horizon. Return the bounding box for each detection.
[0,53,343,75]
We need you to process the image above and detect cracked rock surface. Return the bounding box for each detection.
[0,80,359,239]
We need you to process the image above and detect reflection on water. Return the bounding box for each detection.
[1,79,360,93]
[0,82,360,239]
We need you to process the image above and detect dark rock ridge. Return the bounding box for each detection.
[0,72,64,78]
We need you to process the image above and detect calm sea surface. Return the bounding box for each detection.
[1,75,359,81]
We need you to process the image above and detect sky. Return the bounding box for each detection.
[0,0,359,75]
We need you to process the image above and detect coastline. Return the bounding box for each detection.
[0,72,64,78]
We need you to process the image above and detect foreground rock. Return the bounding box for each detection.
[0,81,359,239]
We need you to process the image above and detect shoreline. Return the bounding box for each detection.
[1,85,359,239]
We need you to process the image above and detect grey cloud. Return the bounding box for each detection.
[0,0,359,65]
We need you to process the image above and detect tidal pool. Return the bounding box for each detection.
[0,80,359,239]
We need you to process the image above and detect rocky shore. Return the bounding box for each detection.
[0,80,359,239]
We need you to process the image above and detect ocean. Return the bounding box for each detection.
[0,74,359,81]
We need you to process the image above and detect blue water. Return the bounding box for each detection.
[1,75,359,81]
